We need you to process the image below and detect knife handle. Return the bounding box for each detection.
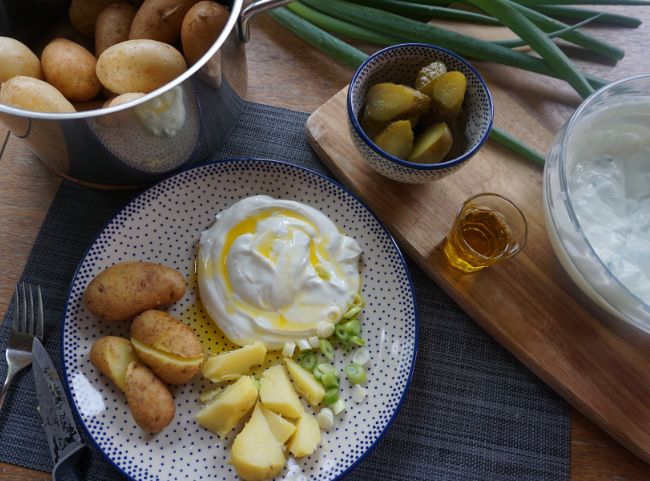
[52,444,87,481]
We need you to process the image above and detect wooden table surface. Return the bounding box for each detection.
[1,7,649,481]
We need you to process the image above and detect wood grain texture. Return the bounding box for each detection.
[1,7,650,481]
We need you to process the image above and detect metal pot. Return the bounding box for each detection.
[0,0,291,187]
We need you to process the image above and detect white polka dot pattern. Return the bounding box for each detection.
[348,43,494,184]
[62,159,418,481]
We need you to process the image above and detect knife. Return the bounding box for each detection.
[32,337,87,481]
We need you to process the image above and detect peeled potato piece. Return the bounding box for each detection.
[408,122,453,164]
[431,71,467,122]
[415,60,448,97]
[288,410,321,458]
[365,82,430,122]
[374,120,414,160]
[202,342,266,383]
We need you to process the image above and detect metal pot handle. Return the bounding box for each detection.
[239,0,294,42]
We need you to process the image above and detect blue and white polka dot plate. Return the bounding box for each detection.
[62,159,418,481]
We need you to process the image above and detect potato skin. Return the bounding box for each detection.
[69,0,116,37]
[96,40,187,94]
[131,310,203,384]
[124,361,175,432]
[0,76,75,113]
[103,92,146,108]
[90,336,139,391]
[130,0,198,44]
[0,37,42,83]
[42,38,102,101]
[83,261,186,321]
[95,3,137,57]
[180,1,229,65]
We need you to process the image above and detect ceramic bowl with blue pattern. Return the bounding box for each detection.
[348,43,493,184]
[62,159,418,481]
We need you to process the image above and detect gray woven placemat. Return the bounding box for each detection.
[0,101,570,481]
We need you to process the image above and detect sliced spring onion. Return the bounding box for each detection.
[335,324,350,342]
[316,321,335,338]
[317,408,335,429]
[349,336,366,347]
[313,365,324,381]
[352,384,367,403]
[467,0,593,98]
[331,398,346,415]
[317,363,337,374]
[352,347,371,366]
[345,363,367,384]
[308,336,321,349]
[322,371,340,389]
[282,341,296,358]
[324,387,340,406]
[490,127,546,167]
[299,352,318,371]
[297,338,312,351]
[341,319,361,336]
[343,305,362,319]
[320,339,335,361]
[353,293,365,308]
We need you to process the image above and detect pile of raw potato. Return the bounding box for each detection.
[86,261,328,481]
[0,0,229,113]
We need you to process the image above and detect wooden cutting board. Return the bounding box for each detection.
[306,86,650,464]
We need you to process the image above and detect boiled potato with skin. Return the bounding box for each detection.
[123,361,175,433]
[0,76,75,113]
[90,336,139,391]
[230,404,285,481]
[288,411,321,458]
[202,342,266,382]
[103,92,146,108]
[430,71,467,122]
[69,0,116,37]
[260,405,296,444]
[130,309,203,384]
[195,375,258,438]
[285,358,325,406]
[83,261,186,321]
[96,40,187,94]
[181,1,229,65]
[259,364,303,419]
[364,82,430,122]
[42,38,102,102]
[0,37,42,83]
[95,3,137,57]
[374,120,414,160]
[130,0,198,44]
[408,122,453,164]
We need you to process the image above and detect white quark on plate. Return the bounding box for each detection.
[567,99,650,304]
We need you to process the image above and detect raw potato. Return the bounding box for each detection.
[260,405,296,444]
[230,404,285,481]
[195,375,258,438]
[259,365,303,419]
[374,120,414,160]
[69,0,116,37]
[41,38,102,102]
[0,76,75,113]
[181,1,229,65]
[96,40,187,94]
[95,3,137,57]
[130,310,203,384]
[104,92,146,107]
[430,71,467,122]
[83,261,186,321]
[408,122,453,164]
[415,60,448,97]
[288,411,321,458]
[90,336,139,391]
[202,342,266,382]
[130,0,198,43]
[123,361,176,433]
[364,82,430,122]
[0,37,42,83]
[285,358,325,406]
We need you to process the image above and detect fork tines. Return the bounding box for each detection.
[13,283,44,341]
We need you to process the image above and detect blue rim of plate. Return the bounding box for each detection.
[60,157,420,481]
[347,43,494,171]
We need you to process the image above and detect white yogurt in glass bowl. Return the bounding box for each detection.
[544,74,650,332]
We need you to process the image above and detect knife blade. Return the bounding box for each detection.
[32,337,86,481]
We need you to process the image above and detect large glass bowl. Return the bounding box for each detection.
[543,74,650,333]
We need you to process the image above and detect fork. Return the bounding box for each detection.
[0,283,44,411]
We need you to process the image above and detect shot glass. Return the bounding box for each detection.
[443,193,527,273]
